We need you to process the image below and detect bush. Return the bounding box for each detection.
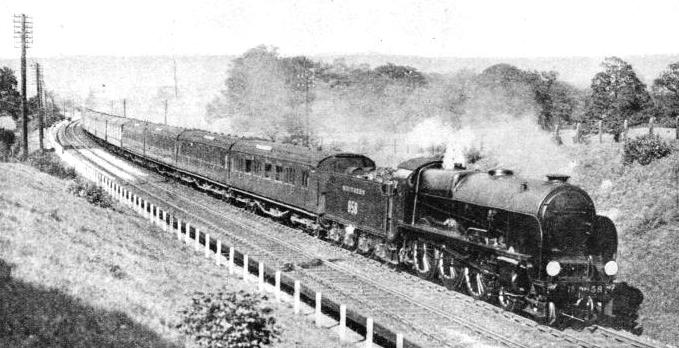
[177,290,279,348]
[464,146,484,164]
[26,151,77,179]
[623,134,673,165]
[67,179,113,208]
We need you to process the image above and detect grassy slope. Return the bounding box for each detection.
[567,142,679,344]
[0,163,347,347]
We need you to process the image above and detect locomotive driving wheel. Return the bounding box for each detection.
[437,249,464,290]
[464,267,493,301]
[413,240,436,280]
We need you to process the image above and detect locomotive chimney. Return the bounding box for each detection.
[546,174,570,183]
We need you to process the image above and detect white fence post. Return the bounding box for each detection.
[215,240,222,265]
[396,333,404,348]
[293,280,301,314]
[315,292,322,327]
[194,228,201,251]
[176,218,182,241]
[161,210,168,232]
[184,223,191,245]
[339,304,346,341]
[366,317,373,348]
[258,262,264,292]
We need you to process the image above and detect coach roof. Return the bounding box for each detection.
[178,129,240,148]
[230,139,334,166]
[231,140,373,168]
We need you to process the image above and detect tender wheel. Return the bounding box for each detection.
[357,234,373,255]
[464,267,492,301]
[437,250,463,290]
[413,241,436,280]
[342,226,357,251]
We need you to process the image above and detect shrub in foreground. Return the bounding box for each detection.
[623,134,672,165]
[67,179,112,208]
[26,151,77,179]
[177,290,279,348]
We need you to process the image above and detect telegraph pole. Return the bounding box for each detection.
[297,59,314,147]
[123,98,126,117]
[35,63,44,151]
[14,14,32,158]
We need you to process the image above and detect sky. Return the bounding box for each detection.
[1,0,678,59]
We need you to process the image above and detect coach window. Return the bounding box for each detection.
[285,167,294,184]
[245,159,253,173]
[301,169,309,187]
[265,163,272,178]
[232,156,240,172]
[253,160,261,176]
[275,165,283,181]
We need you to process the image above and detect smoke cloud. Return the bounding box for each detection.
[440,114,576,179]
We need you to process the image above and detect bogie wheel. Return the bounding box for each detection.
[413,240,437,280]
[541,301,563,327]
[497,286,522,312]
[437,250,464,290]
[464,267,492,301]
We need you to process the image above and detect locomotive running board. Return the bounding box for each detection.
[398,222,533,262]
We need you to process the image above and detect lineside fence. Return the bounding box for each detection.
[47,121,413,348]
[555,116,679,145]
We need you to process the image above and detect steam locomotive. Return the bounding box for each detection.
[82,109,619,325]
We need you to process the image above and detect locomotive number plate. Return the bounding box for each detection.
[347,200,358,215]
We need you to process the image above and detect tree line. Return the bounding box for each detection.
[0,66,64,159]
[207,46,679,145]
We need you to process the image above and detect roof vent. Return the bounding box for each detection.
[488,169,514,177]
[546,174,570,183]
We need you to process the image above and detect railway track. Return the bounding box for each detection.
[55,120,667,348]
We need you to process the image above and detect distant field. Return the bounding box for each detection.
[0,162,348,347]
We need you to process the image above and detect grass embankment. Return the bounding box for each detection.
[0,162,346,347]
[567,142,679,344]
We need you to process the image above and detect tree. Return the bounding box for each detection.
[374,63,427,87]
[652,62,679,121]
[0,67,21,120]
[207,46,291,140]
[586,57,651,141]
[468,64,578,130]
